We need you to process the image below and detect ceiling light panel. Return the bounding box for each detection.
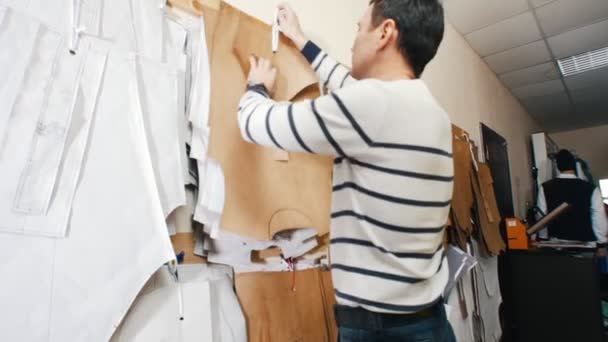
[558,46,608,77]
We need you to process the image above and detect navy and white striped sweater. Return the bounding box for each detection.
[237,41,453,314]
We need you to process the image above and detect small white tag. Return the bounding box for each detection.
[273,149,289,162]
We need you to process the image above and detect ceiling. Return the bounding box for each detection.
[444,0,608,132]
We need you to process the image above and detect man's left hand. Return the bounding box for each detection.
[248,56,277,93]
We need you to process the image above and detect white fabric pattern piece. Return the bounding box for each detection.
[0,9,105,238]
[0,3,185,341]
[166,189,196,236]
[22,0,100,39]
[194,158,225,237]
[445,276,475,342]
[111,264,247,342]
[13,39,86,216]
[27,0,130,53]
[185,15,211,161]
[23,0,194,221]
[201,228,321,273]
[0,8,40,146]
[136,57,187,217]
[0,0,29,12]
[9,47,105,237]
[111,267,214,342]
[130,0,164,61]
[472,240,503,342]
[0,48,175,341]
[162,14,190,185]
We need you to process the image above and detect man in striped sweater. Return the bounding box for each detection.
[239,1,454,340]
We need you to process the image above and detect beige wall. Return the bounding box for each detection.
[423,24,542,217]
[223,0,368,65]
[223,0,541,216]
[551,124,608,180]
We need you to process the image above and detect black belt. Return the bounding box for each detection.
[335,302,442,330]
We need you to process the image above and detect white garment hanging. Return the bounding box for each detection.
[0,0,29,12]
[111,264,247,342]
[0,10,105,238]
[182,14,211,161]
[130,0,164,61]
[0,3,189,340]
[162,12,189,67]
[194,158,225,236]
[166,7,209,156]
[135,57,187,217]
[13,39,85,216]
[472,241,503,342]
[27,0,133,54]
[22,0,188,63]
[78,0,192,219]
[23,0,101,47]
[0,48,175,342]
[187,15,210,131]
[445,275,476,342]
[166,188,196,236]
[111,267,214,342]
[0,7,40,147]
[162,14,190,185]
[131,2,193,203]
[443,245,477,299]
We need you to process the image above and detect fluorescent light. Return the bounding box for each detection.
[557,46,608,77]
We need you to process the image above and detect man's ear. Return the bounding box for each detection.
[377,18,398,50]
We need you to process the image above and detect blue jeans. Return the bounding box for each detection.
[338,305,457,342]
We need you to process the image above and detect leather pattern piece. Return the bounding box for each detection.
[168,0,220,16]
[207,2,332,240]
[471,163,506,256]
[235,269,336,342]
[451,126,474,235]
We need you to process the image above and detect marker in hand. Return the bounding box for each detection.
[272,8,280,53]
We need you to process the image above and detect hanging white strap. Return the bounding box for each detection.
[69,0,86,54]
[167,260,184,321]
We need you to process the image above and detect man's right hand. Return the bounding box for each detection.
[277,2,308,50]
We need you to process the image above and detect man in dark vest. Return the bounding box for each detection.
[537,149,608,243]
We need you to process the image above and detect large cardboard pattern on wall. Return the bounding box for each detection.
[206,2,332,240]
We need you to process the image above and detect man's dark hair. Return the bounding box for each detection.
[555,149,576,172]
[369,0,444,77]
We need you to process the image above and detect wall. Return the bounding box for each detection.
[223,0,542,217]
[551,124,608,180]
[223,0,368,66]
[423,23,542,216]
